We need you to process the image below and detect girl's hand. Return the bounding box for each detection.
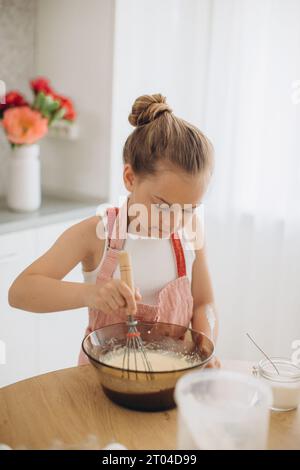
[86,279,142,316]
[204,356,221,368]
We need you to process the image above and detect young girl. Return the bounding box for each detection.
[8,93,220,368]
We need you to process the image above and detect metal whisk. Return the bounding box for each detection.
[118,251,153,379]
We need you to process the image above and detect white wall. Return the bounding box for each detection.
[0,0,36,197]
[109,0,212,203]
[35,0,115,200]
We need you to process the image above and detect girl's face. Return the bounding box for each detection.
[123,162,209,238]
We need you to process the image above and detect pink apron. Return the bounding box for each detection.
[78,206,194,365]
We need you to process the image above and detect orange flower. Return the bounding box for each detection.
[2,106,48,145]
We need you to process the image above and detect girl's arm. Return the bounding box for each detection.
[9,215,140,315]
[8,216,103,313]
[191,245,219,342]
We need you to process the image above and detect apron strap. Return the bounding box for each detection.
[171,232,187,278]
[95,207,124,281]
[107,207,119,246]
[107,206,127,250]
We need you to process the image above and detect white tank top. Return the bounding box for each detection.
[82,222,195,305]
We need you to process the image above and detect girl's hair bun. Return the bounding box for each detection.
[128,93,172,127]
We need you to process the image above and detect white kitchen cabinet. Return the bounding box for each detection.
[0,230,38,387]
[0,217,89,387]
[35,219,88,376]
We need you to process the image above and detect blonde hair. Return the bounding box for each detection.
[123,93,213,176]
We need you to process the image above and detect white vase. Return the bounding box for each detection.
[6,144,41,212]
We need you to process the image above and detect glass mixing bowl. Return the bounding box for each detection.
[82,321,215,411]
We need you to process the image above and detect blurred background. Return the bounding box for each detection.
[0,0,300,386]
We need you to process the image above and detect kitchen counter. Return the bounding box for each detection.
[0,360,299,450]
[0,194,103,235]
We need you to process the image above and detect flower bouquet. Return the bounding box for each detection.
[0,78,76,212]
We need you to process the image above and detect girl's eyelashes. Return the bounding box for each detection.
[153,202,198,214]
[183,206,195,214]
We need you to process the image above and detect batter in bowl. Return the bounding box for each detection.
[101,348,195,372]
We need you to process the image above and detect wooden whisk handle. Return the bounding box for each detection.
[118,250,134,292]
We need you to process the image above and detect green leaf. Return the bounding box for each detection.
[48,100,60,112]
[44,94,54,107]
[49,106,66,125]
[34,91,45,110]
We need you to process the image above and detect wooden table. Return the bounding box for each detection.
[0,360,299,450]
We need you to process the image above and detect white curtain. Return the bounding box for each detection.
[110,0,300,361]
[203,0,300,360]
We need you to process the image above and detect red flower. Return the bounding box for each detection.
[30,77,53,95]
[53,94,76,121]
[0,91,27,112]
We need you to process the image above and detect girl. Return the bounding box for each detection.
[8,94,220,368]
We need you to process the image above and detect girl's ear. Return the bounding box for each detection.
[123,164,136,192]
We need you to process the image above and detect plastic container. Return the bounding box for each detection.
[174,370,272,450]
[253,357,300,412]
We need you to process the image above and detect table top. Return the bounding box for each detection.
[0,360,299,450]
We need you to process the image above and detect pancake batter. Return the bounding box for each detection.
[101,348,195,372]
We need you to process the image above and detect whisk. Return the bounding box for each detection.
[118,250,153,378]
